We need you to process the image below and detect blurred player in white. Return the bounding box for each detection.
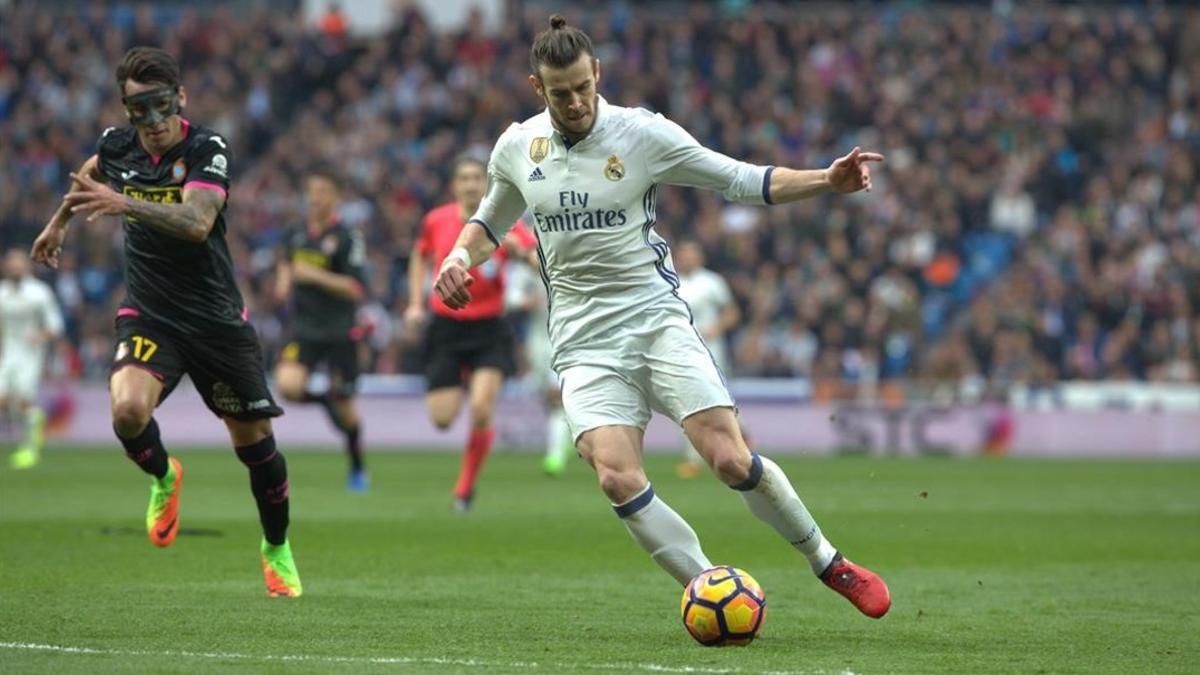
[506,262,573,476]
[673,240,739,479]
[434,15,891,617]
[0,248,64,469]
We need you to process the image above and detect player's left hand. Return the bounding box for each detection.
[826,147,884,194]
[63,172,129,221]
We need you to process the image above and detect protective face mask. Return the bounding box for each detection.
[121,88,181,127]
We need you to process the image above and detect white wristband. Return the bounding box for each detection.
[443,246,471,271]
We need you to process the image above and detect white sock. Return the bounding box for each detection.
[735,453,838,575]
[545,408,571,462]
[614,484,711,585]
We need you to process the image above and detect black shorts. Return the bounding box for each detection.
[421,315,515,390]
[281,338,359,398]
[112,313,283,421]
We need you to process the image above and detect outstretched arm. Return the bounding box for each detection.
[647,115,882,205]
[64,170,223,243]
[31,155,102,268]
[767,147,881,203]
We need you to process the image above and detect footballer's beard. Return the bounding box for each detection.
[549,95,598,141]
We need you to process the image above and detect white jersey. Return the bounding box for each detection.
[0,276,63,362]
[472,97,771,371]
[677,267,734,372]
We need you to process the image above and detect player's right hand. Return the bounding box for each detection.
[31,224,67,269]
[434,263,474,310]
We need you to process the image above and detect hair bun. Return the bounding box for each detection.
[549,14,567,30]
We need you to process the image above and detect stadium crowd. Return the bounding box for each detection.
[2,3,1198,395]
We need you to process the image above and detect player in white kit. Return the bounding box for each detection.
[434,16,891,617]
[673,241,740,479]
[0,249,64,469]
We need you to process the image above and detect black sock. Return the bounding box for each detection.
[117,418,169,479]
[346,425,364,472]
[318,395,363,472]
[235,435,289,546]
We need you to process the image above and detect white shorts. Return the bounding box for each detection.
[0,354,45,401]
[558,309,733,441]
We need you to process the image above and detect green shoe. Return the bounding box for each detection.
[542,452,567,477]
[147,458,183,548]
[261,539,302,598]
[8,446,39,470]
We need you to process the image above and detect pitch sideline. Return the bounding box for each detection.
[0,640,858,674]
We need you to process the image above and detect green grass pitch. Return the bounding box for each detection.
[1,448,1197,673]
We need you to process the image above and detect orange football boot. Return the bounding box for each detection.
[820,553,891,618]
[146,457,183,547]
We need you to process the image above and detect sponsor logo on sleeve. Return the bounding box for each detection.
[204,154,228,178]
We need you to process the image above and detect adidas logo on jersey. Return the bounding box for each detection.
[528,167,546,182]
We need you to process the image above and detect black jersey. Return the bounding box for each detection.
[284,221,367,341]
[96,119,244,336]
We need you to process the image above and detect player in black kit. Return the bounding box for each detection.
[274,168,369,491]
[30,47,302,597]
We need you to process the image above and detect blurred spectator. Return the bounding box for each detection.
[1,2,1197,396]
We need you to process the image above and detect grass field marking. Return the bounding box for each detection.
[0,641,854,674]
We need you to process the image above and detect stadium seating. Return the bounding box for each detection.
[2,3,1196,389]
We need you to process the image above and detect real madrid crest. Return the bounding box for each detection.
[171,159,187,184]
[529,137,550,164]
[604,154,625,181]
[321,234,339,255]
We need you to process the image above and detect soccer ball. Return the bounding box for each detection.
[680,566,767,646]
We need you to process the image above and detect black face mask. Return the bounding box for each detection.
[121,87,181,127]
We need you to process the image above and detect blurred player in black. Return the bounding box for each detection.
[274,168,369,491]
[30,47,301,597]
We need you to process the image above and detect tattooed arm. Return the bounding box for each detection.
[64,171,224,243]
[123,188,224,243]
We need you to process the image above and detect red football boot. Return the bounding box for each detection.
[820,553,891,618]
